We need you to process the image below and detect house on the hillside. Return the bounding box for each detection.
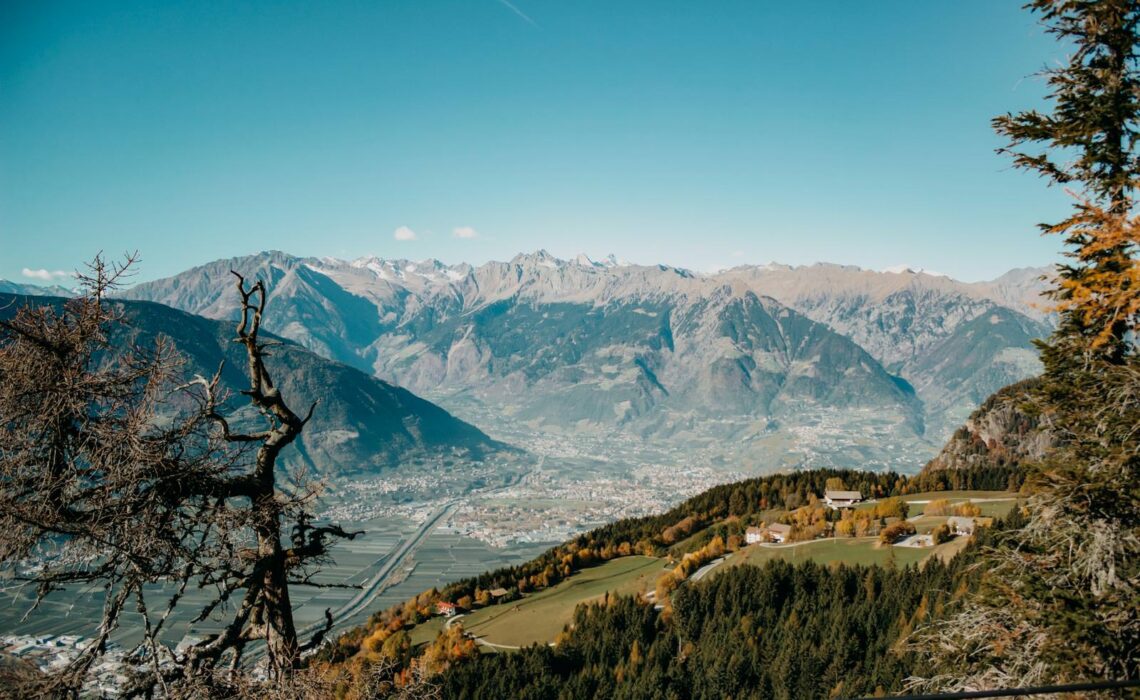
[765,523,792,543]
[823,490,863,509]
[947,516,976,537]
[436,601,458,617]
[490,587,510,600]
[745,526,764,544]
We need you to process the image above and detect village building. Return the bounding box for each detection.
[823,490,864,509]
[745,526,765,544]
[436,601,458,617]
[947,516,976,537]
[489,587,510,599]
[765,523,792,543]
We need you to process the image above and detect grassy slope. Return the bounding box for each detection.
[458,556,668,648]
[897,490,1016,501]
[719,537,936,571]
[408,617,447,646]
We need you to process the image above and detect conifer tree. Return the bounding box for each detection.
[994,0,1140,355]
[910,1,1140,692]
[0,258,359,696]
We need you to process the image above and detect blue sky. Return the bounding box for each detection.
[2,1,1074,284]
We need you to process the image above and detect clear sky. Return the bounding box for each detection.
[1,1,1076,285]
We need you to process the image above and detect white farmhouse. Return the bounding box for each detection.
[765,523,792,543]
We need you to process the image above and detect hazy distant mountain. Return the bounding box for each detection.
[717,262,1050,367]
[715,262,1053,436]
[122,251,1054,470]
[0,280,75,297]
[0,293,499,477]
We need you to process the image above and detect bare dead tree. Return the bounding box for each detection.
[0,256,360,697]
[168,272,363,684]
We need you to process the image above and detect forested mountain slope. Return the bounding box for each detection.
[0,293,501,477]
[318,465,1022,698]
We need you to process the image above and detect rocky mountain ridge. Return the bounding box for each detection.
[119,251,1054,471]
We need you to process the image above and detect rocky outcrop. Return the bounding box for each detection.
[921,378,1055,474]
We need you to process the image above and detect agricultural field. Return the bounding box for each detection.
[457,556,668,649]
[716,536,958,573]
[909,515,951,533]
[972,499,1020,518]
[0,515,551,650]
[849,490,1020,521]
[898,490,1016,503]
[408,617,447,646]
[913,499,1020,520]
[0,516,415,648]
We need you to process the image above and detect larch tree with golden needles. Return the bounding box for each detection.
[908,0,1140,693]
[993,0,1140,355]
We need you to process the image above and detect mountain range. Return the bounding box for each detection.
[105,250,1053,471]
[0,280,76,297]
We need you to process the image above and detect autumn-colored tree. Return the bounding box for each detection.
[994,0,1140,356]
[952,501,982,518]
[825,476,847,491]
[1045,205,1139,350]
[924,499,952,517]
[878,521,915,545]
[835,519,857,538]
[877,497,910,520]
[931,524,952,546]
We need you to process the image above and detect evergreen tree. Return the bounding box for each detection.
[994,0,1140,354]
[911,1,1140,692]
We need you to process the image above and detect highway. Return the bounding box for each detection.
[313,500,460,633]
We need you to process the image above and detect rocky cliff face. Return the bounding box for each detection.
[921,378,1055,474]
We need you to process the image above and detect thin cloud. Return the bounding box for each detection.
[495,0,538,27]
[393,226,418,241]
[453,226,478,239]
[22,268,71,282]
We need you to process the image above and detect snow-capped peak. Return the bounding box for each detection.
[572,253,630,268]
[511,250,563,269]
[882,264,948,278]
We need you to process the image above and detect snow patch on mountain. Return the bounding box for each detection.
[882,264,949,278]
